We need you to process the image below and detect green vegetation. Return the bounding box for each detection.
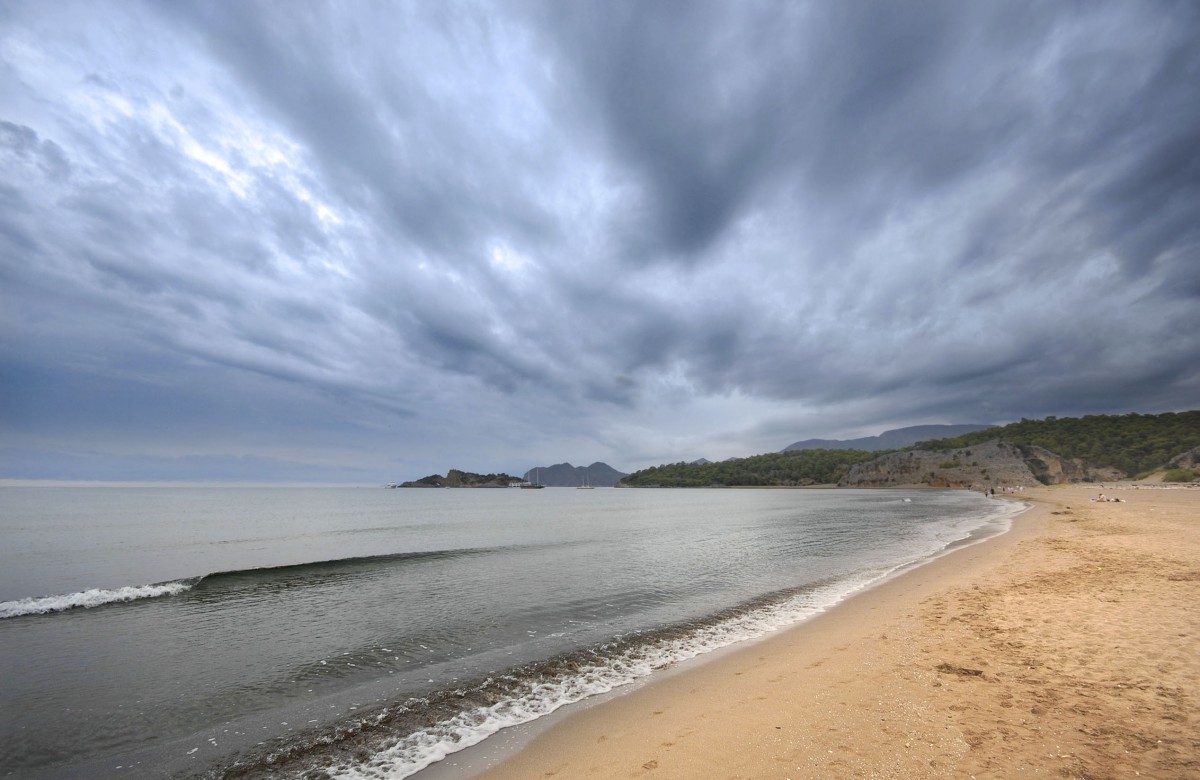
[620,449,881,487]
[400,469,516,487]
[912,411,1200,477]
[620,411,1199,488]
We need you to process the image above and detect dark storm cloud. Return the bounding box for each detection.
[527,1,1042,261]
[142,1,589,403]
[532,0,1200,409]
[1,0,1197,480]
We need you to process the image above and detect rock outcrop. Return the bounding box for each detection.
[838,440,1086,488]
[1168,446,1200,469]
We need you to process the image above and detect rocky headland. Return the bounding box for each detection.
[399,469,517,488]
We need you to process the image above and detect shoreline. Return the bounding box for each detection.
[452,485,1198,779]
[417,491,1033,779]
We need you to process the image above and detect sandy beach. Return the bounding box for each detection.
[471,485,1199,780]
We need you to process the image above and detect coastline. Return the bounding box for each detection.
[457,485,1198,779]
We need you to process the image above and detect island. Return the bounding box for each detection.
[397,469,519,488]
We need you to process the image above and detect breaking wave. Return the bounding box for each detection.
[0,546,502,620]
[198,572,893,780]
[0,580,197,618]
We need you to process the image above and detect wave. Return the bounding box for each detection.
[200,572,890,780]
[337,578,877,779]
[197,547,495,587]
[213,504,1028,780]
[0,580,198,618]
[0,547,503,620]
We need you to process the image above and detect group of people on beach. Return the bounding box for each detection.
[1093,492,1123,502]
[980,486,1025,496]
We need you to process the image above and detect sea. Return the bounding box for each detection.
[0,486,1024,779]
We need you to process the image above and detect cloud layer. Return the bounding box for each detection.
[3,0,1198,481]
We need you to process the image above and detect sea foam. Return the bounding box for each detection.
[0,581,194,619]
[325,573,882,780]
[324,502,1028,780]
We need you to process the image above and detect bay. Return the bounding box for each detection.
[0,486,1021,779]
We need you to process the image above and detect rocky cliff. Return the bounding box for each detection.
[838,440,1087,488]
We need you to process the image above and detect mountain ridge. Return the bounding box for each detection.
[782,424,993,452]
[522,461,628,487]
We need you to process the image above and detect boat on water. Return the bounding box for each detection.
[577,474,594,489]
[520,468,545,489]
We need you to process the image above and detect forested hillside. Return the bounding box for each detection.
[620,411,1199,487]
[620,449,880,487]
[912,411,1200,477]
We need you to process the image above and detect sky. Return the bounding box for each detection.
[2,0,1198,483]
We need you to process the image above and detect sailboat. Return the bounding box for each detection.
[576,472,594,489]
[520,468,545,489]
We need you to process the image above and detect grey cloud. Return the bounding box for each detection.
[0,185,42,258]
[529,2,800,260]
[1,120,72,179]
[527,2,1050,264]
[156,1,559,266]
[1095,123,1200,277]
[2,0,1198,481]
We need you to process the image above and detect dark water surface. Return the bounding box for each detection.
[0,486,1021,779]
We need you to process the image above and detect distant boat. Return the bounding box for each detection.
[577,473,594,489]
[521,468,545,489]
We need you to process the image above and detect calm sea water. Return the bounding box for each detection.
[0,486,1022,779]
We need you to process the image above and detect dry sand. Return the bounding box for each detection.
[471,486,1199,780]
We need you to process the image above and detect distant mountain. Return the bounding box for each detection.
[690,458,711,465]
[523,462,628,487]
[782,424,993,453]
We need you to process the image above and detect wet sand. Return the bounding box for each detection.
[471,485,1199,779]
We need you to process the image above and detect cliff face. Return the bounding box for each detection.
[838,440,1086,488]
